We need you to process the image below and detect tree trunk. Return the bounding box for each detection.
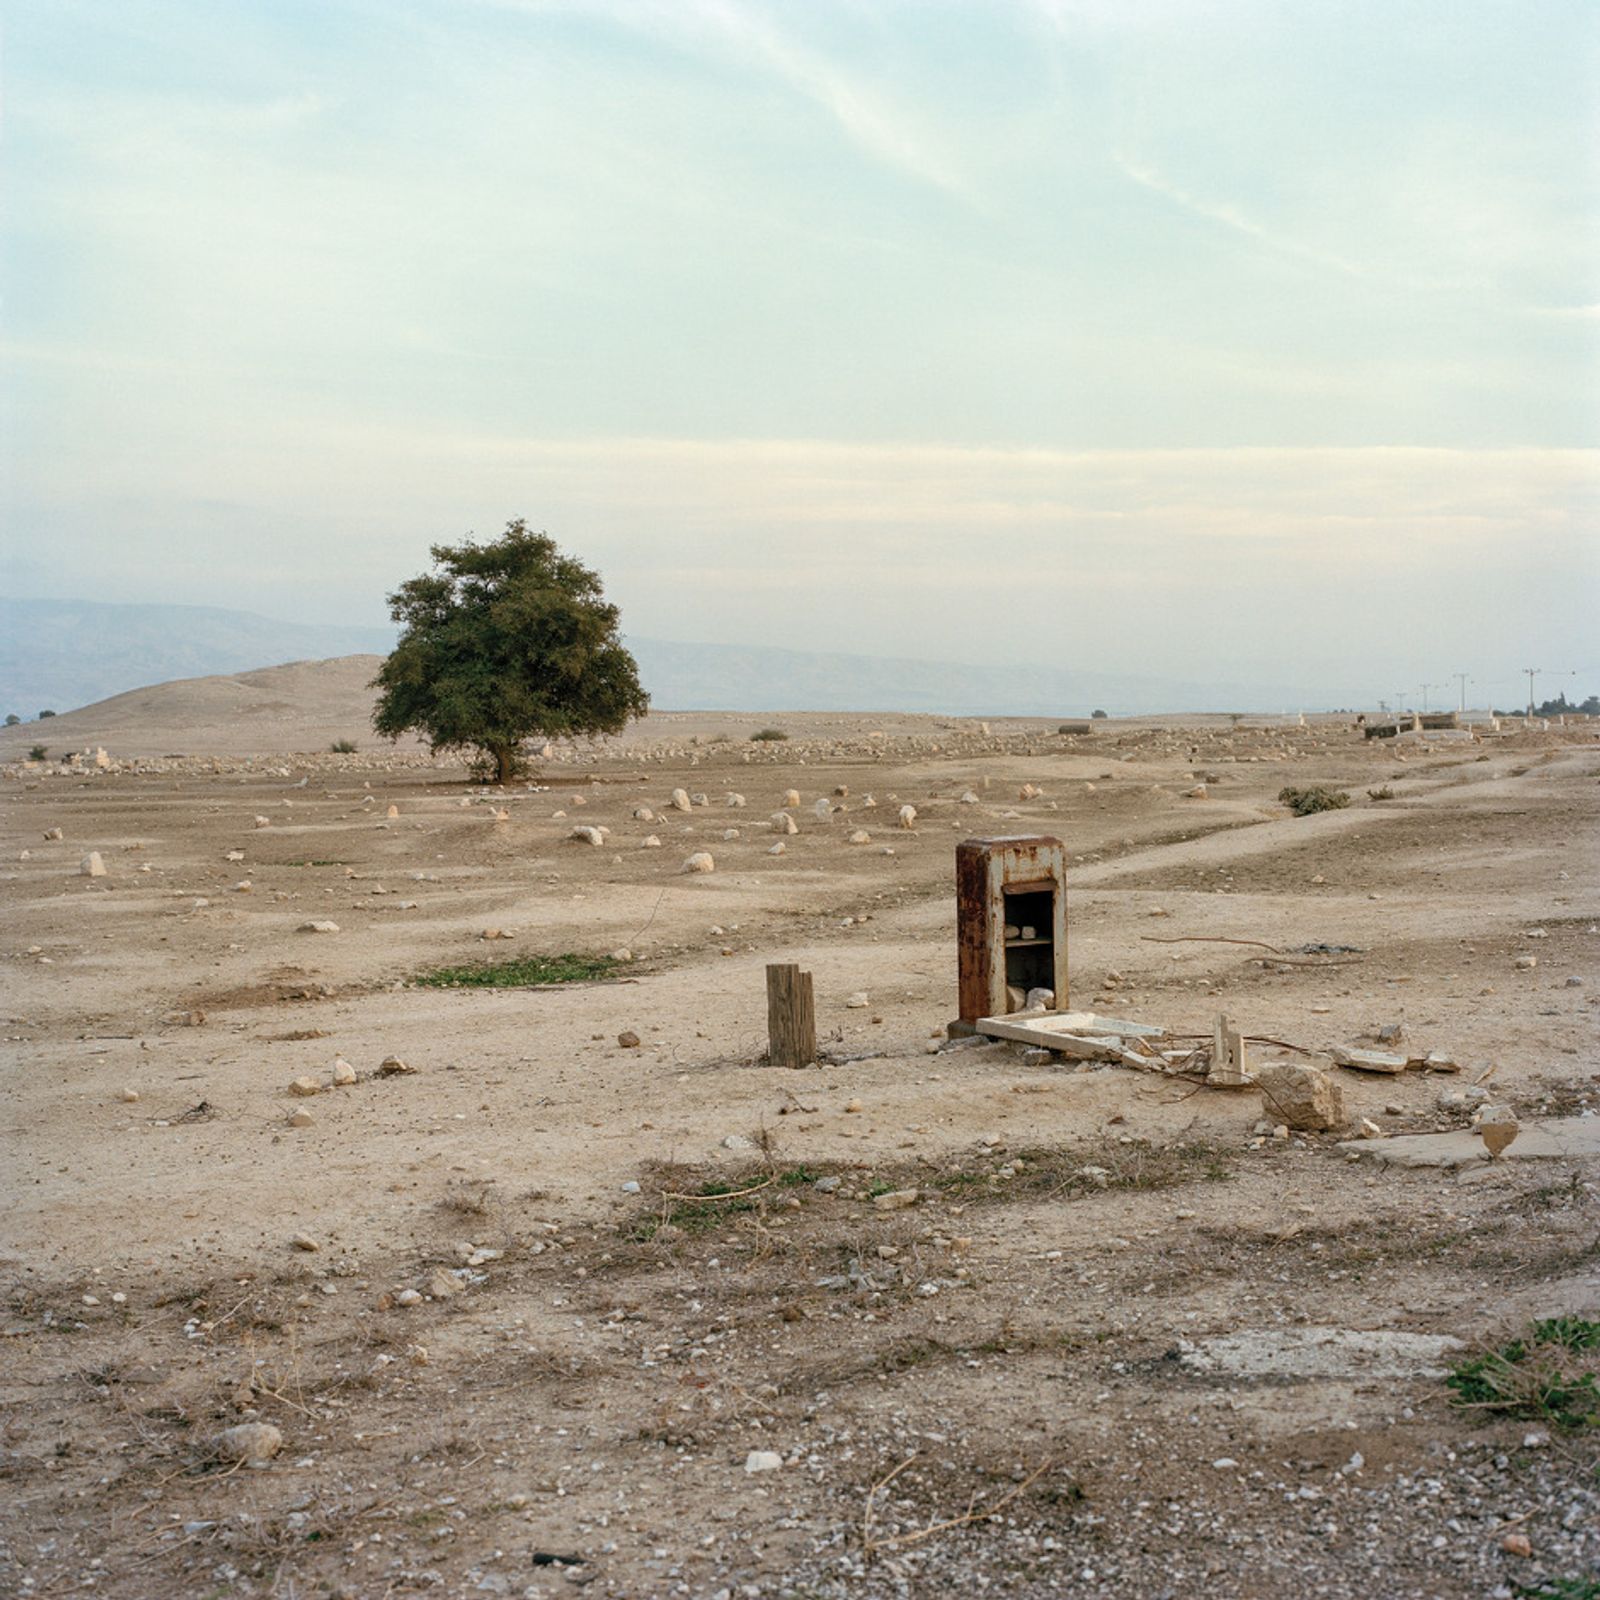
[492,744,514,785]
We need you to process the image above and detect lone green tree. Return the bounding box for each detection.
[371,521,649,783]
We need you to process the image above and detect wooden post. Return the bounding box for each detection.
[766,964,816,1069]
[1210,1013,1248,1087]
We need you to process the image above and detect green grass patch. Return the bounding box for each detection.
[415,952,622,989]
[1278,785,1352,816]
[1447,1317,1600,1430]
[751,727,789,741]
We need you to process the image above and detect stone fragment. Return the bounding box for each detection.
[1329,1046,1408,1074]
[784,790,801,808]
[395,1288,423,1307]
[288,1076,322,1097]
[770,812,798,835]
[642,835,662,848]
[1514,955,1538,971]
[80,851,106,877]
[253,816,271,828]
[332,1056,357,1086]
[289,1108,316,1128]
[43,826,63,840]
[745,1450,783,1473]
[845,991,869,1008]
[1253,1062,1345,1131]
[213,1422,283,1465]
[617,1030,641,1049]
[118,1087,140,1103]
[378,1055,416,1076]
[726,793,746,808]
[670,788,692,812]
[848,829,871,844]
[386,804,399,818]
[289,1233,319,1251]
[633,807,656,821]
[682,851,715,874]
[1359,1118,1383,1139]
[427,1268,461,1299]
[569,825,606,846]
[897,805,917,829]
[873,1188,920,1211]
[298,920,340,934]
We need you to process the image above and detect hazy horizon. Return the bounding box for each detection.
[2,1,1596,711]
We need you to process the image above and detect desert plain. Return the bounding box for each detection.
[2,663,1598,1600]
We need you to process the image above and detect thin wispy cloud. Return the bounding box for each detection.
[2,0,1594,702]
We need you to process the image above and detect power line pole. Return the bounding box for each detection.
[1419,683,1440,714]
[1453,672,1470,714]
[1524,667,1540,717]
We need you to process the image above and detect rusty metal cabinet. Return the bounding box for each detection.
[955,835,1068,1026]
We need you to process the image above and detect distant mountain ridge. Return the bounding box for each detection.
[1,596,1327,717]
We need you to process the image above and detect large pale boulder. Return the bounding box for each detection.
[1254,1062,1344,1131]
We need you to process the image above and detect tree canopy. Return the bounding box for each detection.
[371,521,649,782]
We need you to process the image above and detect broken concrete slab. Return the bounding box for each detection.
[1329,1046,1409,1074]
[1174,1326,1464,1382]
[1338,1116,1600,1170]
[1254,1061,1345,1131]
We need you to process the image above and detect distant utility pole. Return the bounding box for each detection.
[1524,667,1575,717]
[1419,683,1441,714]
[1453,672,1470,714]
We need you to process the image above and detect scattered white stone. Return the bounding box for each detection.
[642,835,662,848]
[633,807,656,822]
[682,851,715,874]
[873,1189,920,1211]
[726,793,746,808]
[570,825,606,846]
[298,920,340,934]
[959,791,979,804]
[289,1233,319,1252]
[767,842,786,856]
[848,829,871,844]
[289,1108,316,1128]
[80,851,106,877]
[288,1077,322,1097]
[395,1288,423,1307]
[118,1087,140,1103]
[897,805,917,829]
[670,788,692,812]
[770,812,799,835]
[783,789,801,808]
[845,991,869,1008]
[332,1056,357,1086]
[745,1450,783,1474]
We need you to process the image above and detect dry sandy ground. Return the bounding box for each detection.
[2,701,1598,1600]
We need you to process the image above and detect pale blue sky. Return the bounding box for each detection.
[3,0,1596,702]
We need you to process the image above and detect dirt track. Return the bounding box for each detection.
[2,711,1597,1598]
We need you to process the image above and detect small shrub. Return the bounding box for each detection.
[330,738,358,754]
[4,714,18,726]
[1446,1317,1600,1429]
[1091,709,1109,719]
[414,952,620,989]
[751,728,788,742]
[37,709,56,719]
[1366,785,1395,801]
[1278,785,1352,816]
[28,744,47,761]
